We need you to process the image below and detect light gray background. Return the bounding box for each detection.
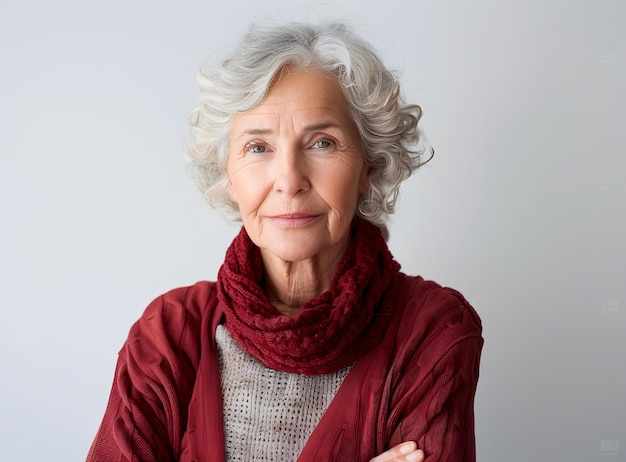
[1,1,624,461]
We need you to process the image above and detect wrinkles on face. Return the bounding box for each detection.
[225,65,370,307]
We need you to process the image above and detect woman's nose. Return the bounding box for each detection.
[272,147,311,196]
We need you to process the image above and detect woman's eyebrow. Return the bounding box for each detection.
[237,128,273,138]
[238,122,342,139]
[303,122,343,131]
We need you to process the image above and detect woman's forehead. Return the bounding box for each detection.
[231,67,354,135]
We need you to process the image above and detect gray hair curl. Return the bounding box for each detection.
[185,21,432,224]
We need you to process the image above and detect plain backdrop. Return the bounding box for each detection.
[1,1,624,461]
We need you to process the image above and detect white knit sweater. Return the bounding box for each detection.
[216,325,352,461]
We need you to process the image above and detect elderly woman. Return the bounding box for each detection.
[88,21,483,462]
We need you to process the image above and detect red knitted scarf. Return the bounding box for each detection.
[217,218,401,376]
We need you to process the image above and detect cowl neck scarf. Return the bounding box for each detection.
[216,218,401,376]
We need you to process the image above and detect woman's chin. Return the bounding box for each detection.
[262,244,322,264]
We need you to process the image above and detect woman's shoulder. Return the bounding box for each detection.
[391,273,483,344]
[147,280,218,316]
[124,281,221,353]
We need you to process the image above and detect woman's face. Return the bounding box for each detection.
[227,66,370,264]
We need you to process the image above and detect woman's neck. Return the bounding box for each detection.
[260,247,346,316]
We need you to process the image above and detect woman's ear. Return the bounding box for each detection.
[226,173,238,203]
[358,165,372,195]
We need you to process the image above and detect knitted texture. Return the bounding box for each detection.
[217,218,401,375]
[87,279,483,461]
[216,326,351,461]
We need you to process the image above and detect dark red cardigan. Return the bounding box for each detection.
[87,275,483,461]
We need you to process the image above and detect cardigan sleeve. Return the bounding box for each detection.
[395,336,482,461]
[386,291,483,462]
[87,286,205,462]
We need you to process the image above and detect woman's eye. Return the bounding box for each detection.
[313,139,333,149]
[247,144,267,154]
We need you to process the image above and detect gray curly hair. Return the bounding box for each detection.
[185,21,432,224]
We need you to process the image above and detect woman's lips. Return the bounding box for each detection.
[270,213,321,228]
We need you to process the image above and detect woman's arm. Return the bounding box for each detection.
[388,336,483,461]
[87,289,202,461]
